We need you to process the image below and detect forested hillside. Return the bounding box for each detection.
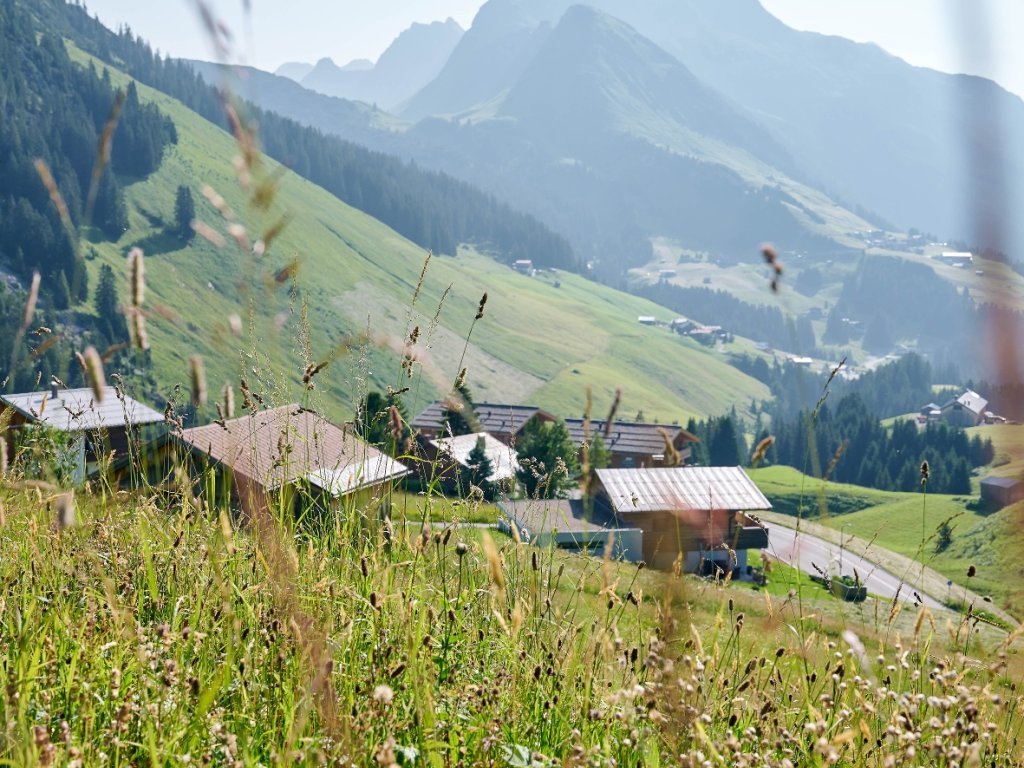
[0,0,176,389]
[770,393,992,494]
[40,0,578,270]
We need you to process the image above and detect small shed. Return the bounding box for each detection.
[980,476,1024,509]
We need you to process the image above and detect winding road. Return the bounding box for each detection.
[762,522,947,610]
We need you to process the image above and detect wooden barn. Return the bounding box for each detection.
[980,476,1024,510]
[412,401,556,445]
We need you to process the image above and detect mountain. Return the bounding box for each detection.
[274,61,314,81]
[1,0,769,424]
[300,19,463,110]
[396,5,853,275]
[399,2,551,120]
[410,0,1024,257]
[194,4,867,278]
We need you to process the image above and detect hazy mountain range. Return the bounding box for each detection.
[276,18,463,110]
[190,0,1024,274]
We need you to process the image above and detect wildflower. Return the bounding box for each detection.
[373,684,394,705]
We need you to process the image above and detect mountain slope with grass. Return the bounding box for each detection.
[58,39,768,425]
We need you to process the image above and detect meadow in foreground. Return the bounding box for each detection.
[1,475,1022,767]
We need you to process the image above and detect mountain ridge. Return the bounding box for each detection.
[301,18,463,110]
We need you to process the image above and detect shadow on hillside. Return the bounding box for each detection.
[127,230,190,257]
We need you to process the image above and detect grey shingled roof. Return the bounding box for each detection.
[564,418,698,455]
[412,401,553,438]
[1,388,164,432]
[596,466,772,514]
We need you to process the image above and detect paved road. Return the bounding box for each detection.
[762,522,946,610]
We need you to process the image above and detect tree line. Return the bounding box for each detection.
[767,393,992,495]
[0,1,174,297]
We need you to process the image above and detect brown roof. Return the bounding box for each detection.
[564,419,698,456]
[179,404,409,494]
[412,401,555,438]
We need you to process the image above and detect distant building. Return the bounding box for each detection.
[980,477,1024,509]
[427,432,520,491]
[512,259,534,275]
[657,268,677,280]
[637,315,658,326]
[411,402,556,445]
[940,390,988,427]
[918,402,942,423]
[936,251,974,267]
[787,356,814,367]
[1,384,164,483]
[564,418,698,468]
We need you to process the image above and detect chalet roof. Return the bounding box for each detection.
[179,404,408,495]
[943,389,988,416]
[1,387,163,432]
[430,432,520,482]
[596,466,772,514]
[412,401,554,438]
[564,419,698,456]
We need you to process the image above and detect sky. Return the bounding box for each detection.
[80,0,1024,99]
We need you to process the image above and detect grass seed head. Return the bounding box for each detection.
[190,355,208,407]
[82,346,106,402]
[129,247,145,307]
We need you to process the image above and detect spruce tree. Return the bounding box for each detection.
[94,264,126,341]
[465,436,495,499]
[174,185,195,239]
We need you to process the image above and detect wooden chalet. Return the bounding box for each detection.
[591,467,771,573]
[154,404,409,517]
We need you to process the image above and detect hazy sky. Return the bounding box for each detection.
[80,0,1024,99]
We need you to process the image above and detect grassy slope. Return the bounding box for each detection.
[68,44,767,425]
[748,465,1024,613]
